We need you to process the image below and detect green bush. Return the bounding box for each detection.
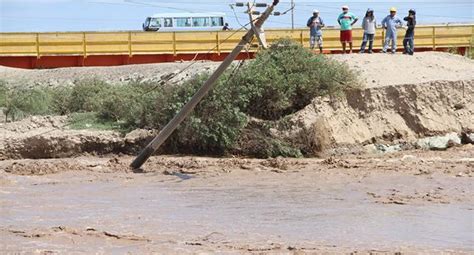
[234,38,360,120]
[95,80,170,130]
[49,86,73,115]
[0,80,7,107]
[68,78,111,112]
[2,86,52,121]
[163,73,248,154]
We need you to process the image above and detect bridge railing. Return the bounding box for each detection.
[0,24,472,58]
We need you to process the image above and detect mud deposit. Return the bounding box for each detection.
[1,147,473,254]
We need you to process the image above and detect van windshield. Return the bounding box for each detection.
[144,17,151,27]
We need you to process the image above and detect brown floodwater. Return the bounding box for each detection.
[1,161,472,253]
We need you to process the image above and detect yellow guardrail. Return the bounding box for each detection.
[1,24,473,57]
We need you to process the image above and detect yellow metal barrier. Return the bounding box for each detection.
[0,24,473,57]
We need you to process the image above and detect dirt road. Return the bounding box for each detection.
[1,147,473,254]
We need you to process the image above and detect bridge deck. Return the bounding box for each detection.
[1,25,472,69]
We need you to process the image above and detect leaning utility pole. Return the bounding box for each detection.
[291,0,295,30]
[247,1,268,48]
[131,0,280,170]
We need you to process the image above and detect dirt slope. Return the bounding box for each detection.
[283,80,473,155]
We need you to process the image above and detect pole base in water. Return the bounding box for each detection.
[130,146,155,170]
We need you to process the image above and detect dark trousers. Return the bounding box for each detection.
[360,33,375,53]
[403,38,415,55]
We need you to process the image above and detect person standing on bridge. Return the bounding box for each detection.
[359,8,377,54]
[223,23,231,31]
[403,9,417,55]
[307,9,325,53]
[381,7,403,54]
[337,5,358,54]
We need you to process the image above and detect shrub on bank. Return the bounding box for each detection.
[163,73,248,154]
[234,38,360,120]
[0,84,52,121]
[67,78,111,112]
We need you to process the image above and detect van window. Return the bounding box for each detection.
[192,17,210,27]
[164,18,173,27]
[211,17,223,26]
[175,17,192,27]
[149,18,161,27]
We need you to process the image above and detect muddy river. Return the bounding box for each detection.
[1,151,473,253]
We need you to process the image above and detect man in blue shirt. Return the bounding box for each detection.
[381,7,403,53]
[307,9,325,53]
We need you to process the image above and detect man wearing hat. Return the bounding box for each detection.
[381,7,403,53]
[307,9,325,53]
[403,9,417,55]
[360,8,377,53]
[337,5,358,54]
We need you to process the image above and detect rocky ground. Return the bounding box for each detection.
[1,52,473,254]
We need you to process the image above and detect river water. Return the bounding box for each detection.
[1,167,472,253]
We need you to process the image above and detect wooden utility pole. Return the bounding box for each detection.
[247,1,268,48]
[291,0,295,30]
[130,0,280,170]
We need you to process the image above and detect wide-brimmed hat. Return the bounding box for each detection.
[390,7,397,12]
[313,9,320,13]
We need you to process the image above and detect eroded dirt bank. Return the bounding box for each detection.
[283,79,473,155]
[1,147,473,254]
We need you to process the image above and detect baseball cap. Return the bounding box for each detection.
[390,7,397,12]
[313,9,320,13]
[342,5,349,10]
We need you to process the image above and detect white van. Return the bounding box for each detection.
[143,12,227,31]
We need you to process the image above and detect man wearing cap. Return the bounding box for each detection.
[337,5,358,54]
[403,9,417,55]
[307,9,325,53]
[381,7,403,53]
[360,8,377,53]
